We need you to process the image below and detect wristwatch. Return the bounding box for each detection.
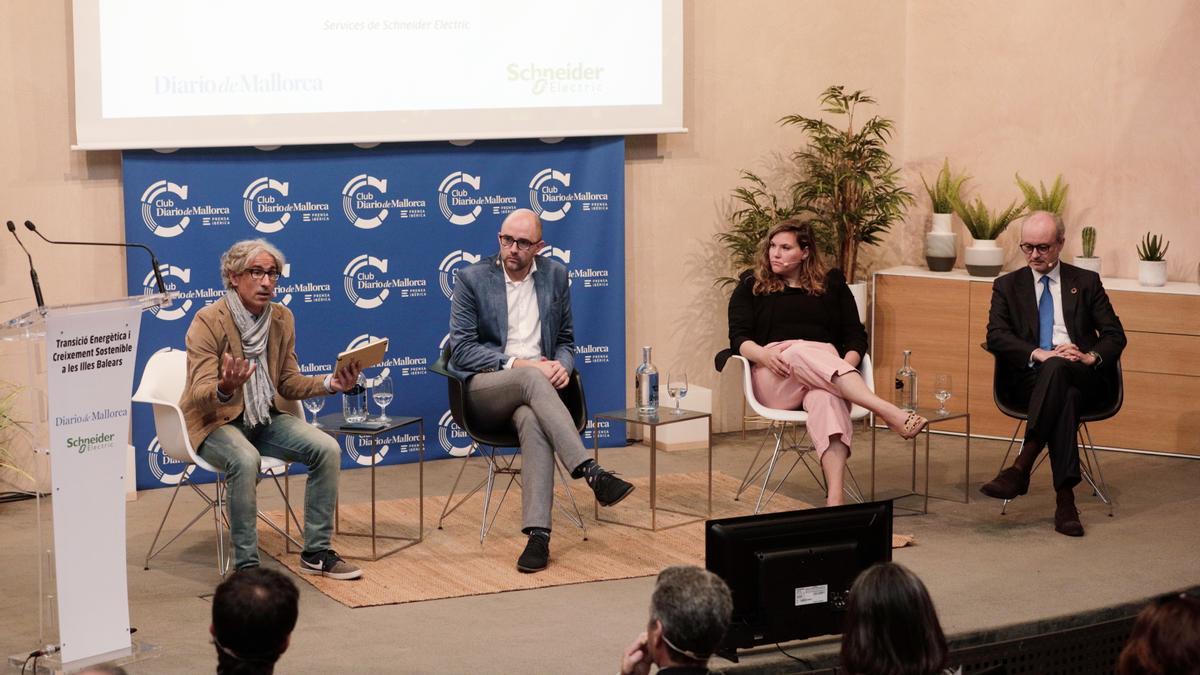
[1087,350,1103,367]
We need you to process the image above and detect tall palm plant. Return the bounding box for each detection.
[782,86,914,283]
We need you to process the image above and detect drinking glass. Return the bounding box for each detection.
[372,375,394,423]
[667,371,688,415]
[933,374,952,415]
[303,396,325,427]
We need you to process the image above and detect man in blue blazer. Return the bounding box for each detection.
[449,208,634,572]
[981,211,1126,536]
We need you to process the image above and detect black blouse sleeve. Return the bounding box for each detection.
[828,269,869,357]
[728,275,756,355]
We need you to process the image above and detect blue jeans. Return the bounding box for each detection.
[198,411,341,569]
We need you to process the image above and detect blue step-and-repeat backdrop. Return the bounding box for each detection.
[123,137,626,490]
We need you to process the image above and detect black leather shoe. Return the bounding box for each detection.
[1054,503,1085,537]
[516,533,550,573]
[980,467,1030,500]
[586,467,635,507]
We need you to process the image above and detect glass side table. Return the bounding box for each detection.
[591,407,712,531]
[308,414,424,561]
[870,408,971,516]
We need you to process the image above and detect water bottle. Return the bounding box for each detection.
[634,346,659,415]
[894,349,918,412]
[342,373,369,423]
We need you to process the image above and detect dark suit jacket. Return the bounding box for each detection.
[181,300,327,448]
[986,262,1126,373]
[447,255,574,380]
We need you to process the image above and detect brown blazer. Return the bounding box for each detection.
[181,299,327,449]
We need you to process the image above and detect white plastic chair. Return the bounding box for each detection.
[132,348,304,575]
[731,354,874,513]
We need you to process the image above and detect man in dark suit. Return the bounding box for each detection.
[449,208,634,572]
[981,211,1126,536]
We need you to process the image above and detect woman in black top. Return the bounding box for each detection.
[728,219,927,505]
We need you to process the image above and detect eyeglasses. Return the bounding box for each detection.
[243,267,280,281]
[1019,243,1056,255]
[498,234,538,251]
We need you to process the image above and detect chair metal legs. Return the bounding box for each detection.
[736,421,863,515]
[437,442,587,545]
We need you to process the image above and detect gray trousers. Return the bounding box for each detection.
[465,368,590,531]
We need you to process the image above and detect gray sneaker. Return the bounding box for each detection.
[299,549,362,580]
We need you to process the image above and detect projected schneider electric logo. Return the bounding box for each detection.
[437,171,518,225]
[139,179,232,237]
[342,255,427,309]
[341,173,426,229]
[242,176,331,233]
[528,168,610,222]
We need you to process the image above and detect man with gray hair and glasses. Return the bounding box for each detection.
[181,238,363,579]
[620,565,734,675]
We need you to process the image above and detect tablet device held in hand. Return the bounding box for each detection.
[335,338,388,372]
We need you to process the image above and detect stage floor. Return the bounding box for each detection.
[1,426,1197,673]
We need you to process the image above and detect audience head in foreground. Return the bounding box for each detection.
[1117,590,1200,675]
[620,565,733,675]
[211,567,299,675]
[840,562,950,675]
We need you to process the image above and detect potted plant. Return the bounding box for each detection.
[1015,173,1069,215]
[715,171,805,288]
[782,86,914,319]
[952,194,1027,277]
[920,158,970,272]
[1074,226,1101,274]
[1,381,34,490]
[1136,232,1170,287]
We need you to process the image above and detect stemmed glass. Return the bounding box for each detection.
[667,371,688,415]
[933,374,952,415]
[372,375,394,423]
[303,396,325,427]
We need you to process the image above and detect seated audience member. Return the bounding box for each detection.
[980,211,1126,537]
[1117,591,1200,675]
[620,565,734,675]
[726,219,928,506]
[840,562,958,675]
[211,567,299,675]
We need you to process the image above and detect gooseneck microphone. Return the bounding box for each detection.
[7,220,46,309]
[24,220,167,295]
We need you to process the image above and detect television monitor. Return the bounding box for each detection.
[706,500,893,657]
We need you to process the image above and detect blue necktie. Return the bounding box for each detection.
[1038,276,1054,351]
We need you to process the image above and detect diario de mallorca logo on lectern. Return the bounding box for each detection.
[437,170,518,225]
[139,179,232,237]
[242,176,331,233]
[340,173,427,229]
[528,167,611,222]
[437,249,482,299]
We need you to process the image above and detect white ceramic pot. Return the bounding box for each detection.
[1073,256,1102,275]
[931,212,953,234]
[964,239,1004,277]
[848,281,868,325]
[1138,260,1167,287]
[925,231,957,272]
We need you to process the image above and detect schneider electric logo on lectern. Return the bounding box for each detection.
[67,432,116,454]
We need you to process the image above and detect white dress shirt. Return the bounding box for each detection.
[502,260,542,369]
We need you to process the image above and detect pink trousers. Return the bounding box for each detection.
[750,340,857,458]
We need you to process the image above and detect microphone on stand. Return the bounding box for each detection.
[7,220,46,309]
[24,220,167,295]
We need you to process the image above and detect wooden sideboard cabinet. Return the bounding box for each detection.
[871,266,1200,456]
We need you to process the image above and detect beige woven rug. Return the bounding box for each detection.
[258,471,826,608]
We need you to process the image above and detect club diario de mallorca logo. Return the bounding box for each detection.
[242,176,331,233]
[146,435,194,485]
[437,171,518,225]
[341,173,427,229]
[537,246,610,288]
[528,167,611,222]
[437,249,482,299]
[139,180,232,237]
[342,255,427,309]
[437,409,473,457]
[341,429,423,467]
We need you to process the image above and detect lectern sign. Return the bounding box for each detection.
[45,306,142,665]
